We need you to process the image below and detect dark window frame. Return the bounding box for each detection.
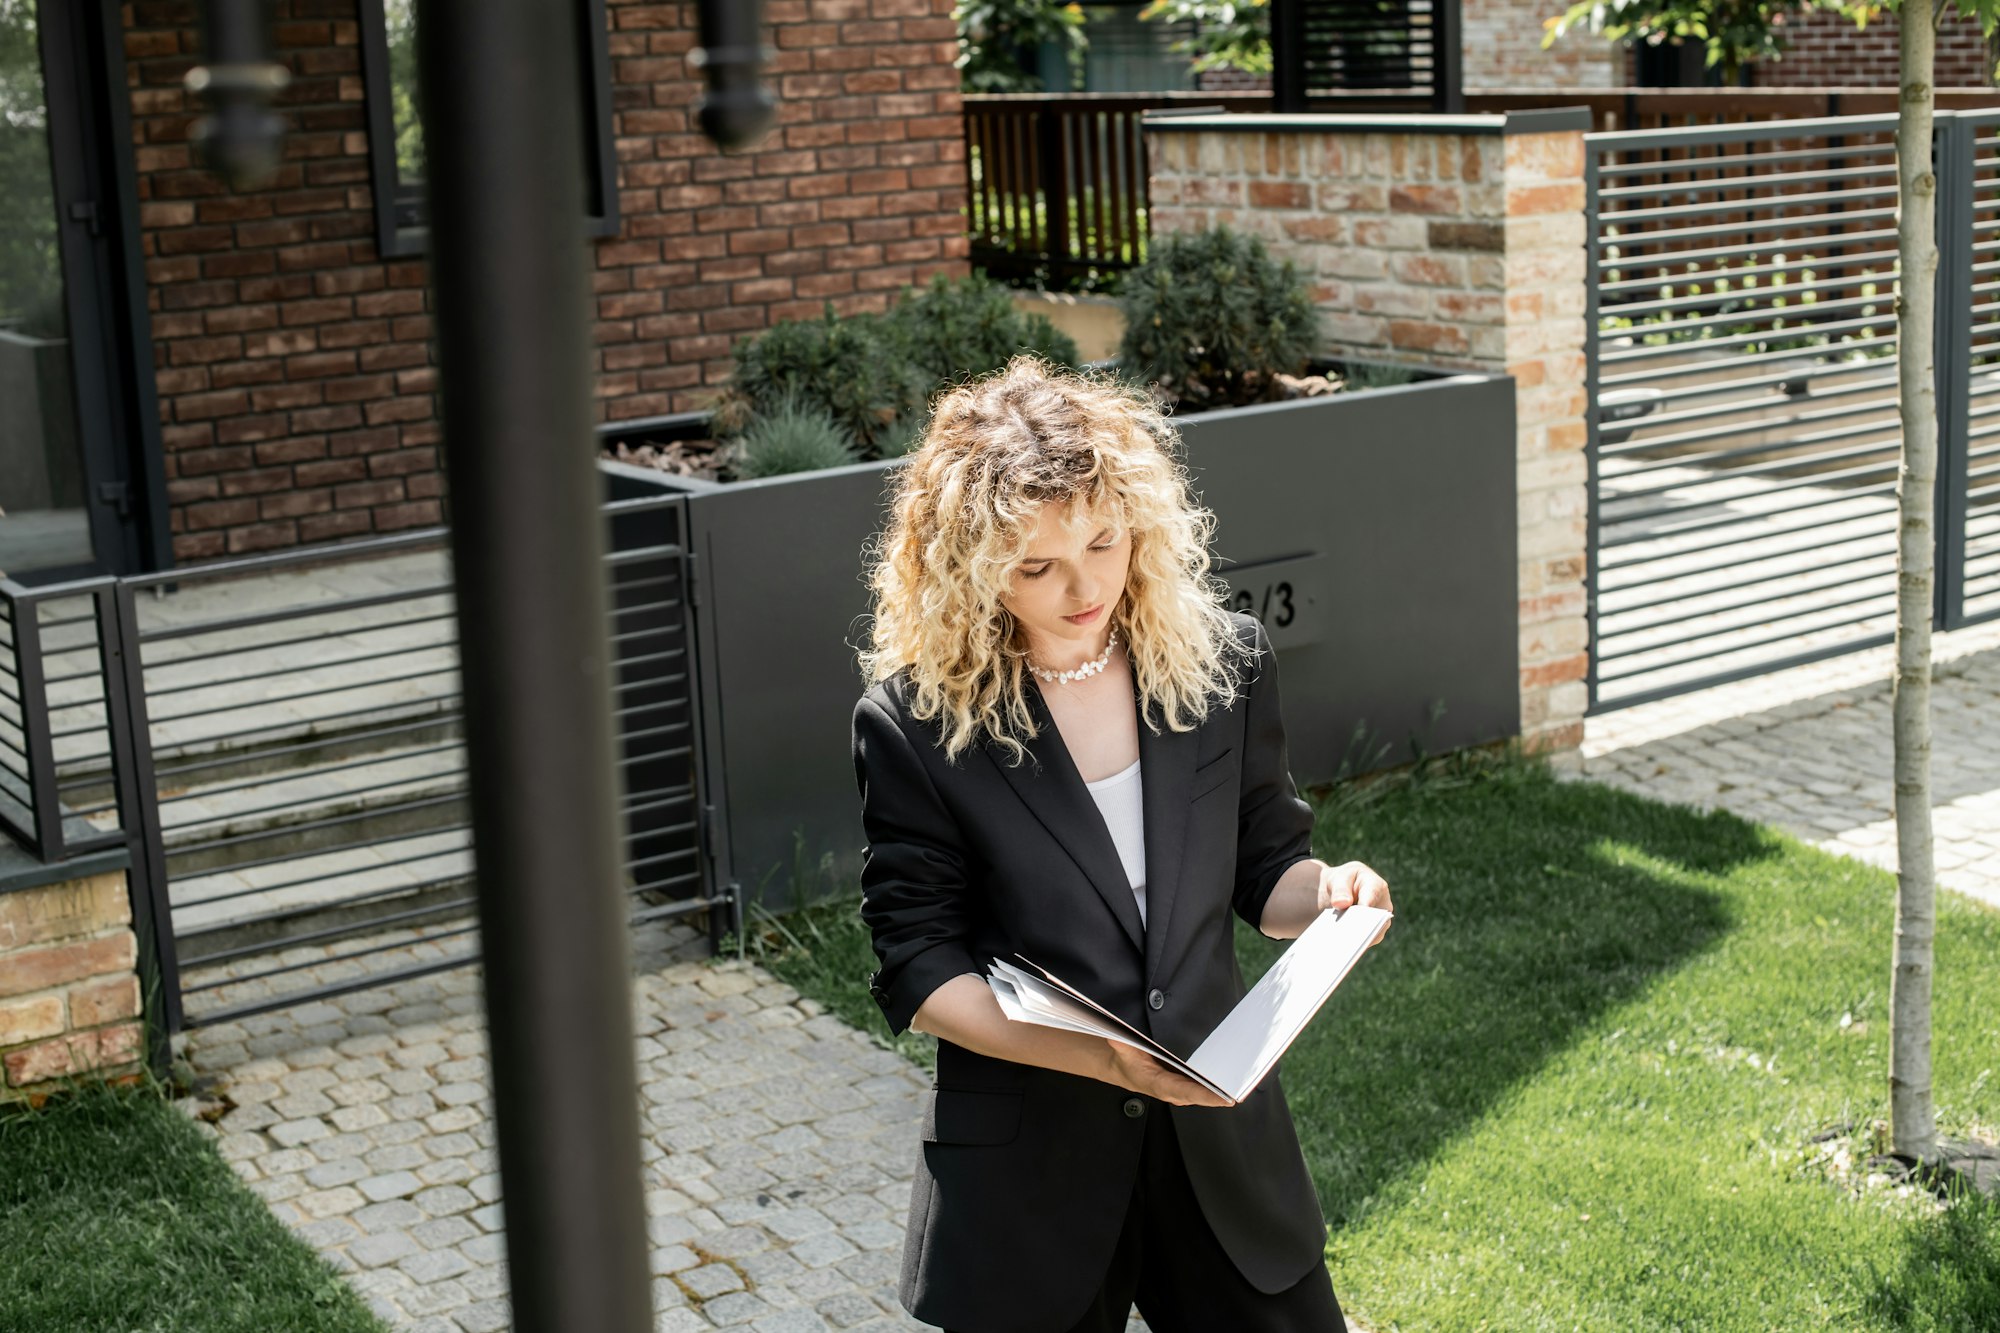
[357,0,619,258]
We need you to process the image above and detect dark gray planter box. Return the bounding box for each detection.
[601,371,1519,914]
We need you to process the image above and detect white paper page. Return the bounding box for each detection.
[987,961,1229,1094]
[988,971,1202,1063]
[986,972,1115,1040]
[1186,905,1389,1101]
[996,957,1231,1100]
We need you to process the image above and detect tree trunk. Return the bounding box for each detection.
[1892,0,1940,1163]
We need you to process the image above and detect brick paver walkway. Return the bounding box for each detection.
[179,919,935,1333]
[1577,618,2000,911]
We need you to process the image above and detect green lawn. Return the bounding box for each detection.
[731,758,2000,1332]
[0,1074,391,1333]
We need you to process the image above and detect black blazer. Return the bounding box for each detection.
[850,611,1328,1333]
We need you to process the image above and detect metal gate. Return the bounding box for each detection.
[1585,112,2000,711]
[0,492,730,1040]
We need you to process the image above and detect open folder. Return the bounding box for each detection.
[985,904,1391,1104]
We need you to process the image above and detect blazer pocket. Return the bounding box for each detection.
[920,1086,1024,1146]
[1189,747,1237,801]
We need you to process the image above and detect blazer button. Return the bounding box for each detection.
[1147,988,1164,1010]
[1122,1097,1146,1118]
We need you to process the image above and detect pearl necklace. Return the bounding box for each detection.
[1030,627,1118,684]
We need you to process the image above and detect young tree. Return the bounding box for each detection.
[1547,0,2000,1165]
[1889,0,1940,1165]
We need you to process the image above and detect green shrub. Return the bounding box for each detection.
[1115,223,1320,412]
[884,271,1082,392]
[874,412,928,460]
[726,303,930,455]
[731,395,863,479]
[719,275,1087,473]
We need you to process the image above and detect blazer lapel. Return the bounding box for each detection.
[984,671,1200,971]
[1135,688,1196,987]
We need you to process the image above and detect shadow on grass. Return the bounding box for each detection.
[1862,1185,2000,1330]
[1246,761,1777,1229]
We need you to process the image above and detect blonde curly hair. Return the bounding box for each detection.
[856,354,1254,766]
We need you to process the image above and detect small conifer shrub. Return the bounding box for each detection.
[724,304,929,455]
[1115,223,1320,412]
[730,395,864,480]
[884,271,1082,393]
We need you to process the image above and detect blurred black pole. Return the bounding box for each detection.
[412,2,647,1330]
[195,0,771,1327]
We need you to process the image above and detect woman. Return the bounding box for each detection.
[850,357,1393,1333]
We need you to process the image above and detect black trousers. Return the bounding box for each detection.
[950,1101,1348,1333]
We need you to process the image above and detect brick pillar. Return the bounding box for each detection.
[0,870,147,1104]
[1146,110,1592,758]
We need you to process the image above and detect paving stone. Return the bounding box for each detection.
[364,1142,429,1173]
[461,1231,507,1265]
[705,1290,781,1325]
[352,1199,426,1234]
[654,1310,714,1333]
[451,1296,513,1333]
[412,1214,481,1250]
[753,1310,834,1333]
[648,1243,700,1276]
[764,1207,834,1242]
[399,1278,471,1318]
[358,1170,421,1202]
[680,1261,745,1299]
[791,1232,859,1269]
[294,1216,363,1248]
[303,1158,368,1190]
[699,1225,774,1260]
[348,1228,421,1269]
[418,1156,478,1186]
[434,1081,487,1108]
[267,1117,331,1147]
[294,1186,365,1220]
[460,1257,508,1299]
[815,1292,883,1329]
[399,1245,473,1283]
[413,1183,478,1216]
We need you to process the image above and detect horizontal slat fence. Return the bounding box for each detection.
[1951,113,2000,625]
[1586,110,2000,712]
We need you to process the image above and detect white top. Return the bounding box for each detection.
[1083,757,1147,928]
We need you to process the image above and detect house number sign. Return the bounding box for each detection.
[1214,552,1330,649]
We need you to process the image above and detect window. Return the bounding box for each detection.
[357,0,618,257]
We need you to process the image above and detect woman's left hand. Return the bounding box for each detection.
[1314,860,1392,948]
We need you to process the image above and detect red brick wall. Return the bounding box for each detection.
[1754,9,1994,86]
[122,0,968,565]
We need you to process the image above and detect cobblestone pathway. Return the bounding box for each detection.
[179,920,937,1333]
[1577,619,2000,911]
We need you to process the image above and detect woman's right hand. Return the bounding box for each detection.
[1103,1041,1236,1108]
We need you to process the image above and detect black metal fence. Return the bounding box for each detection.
[1585,111,2000,712]
[0,493,730,1040]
